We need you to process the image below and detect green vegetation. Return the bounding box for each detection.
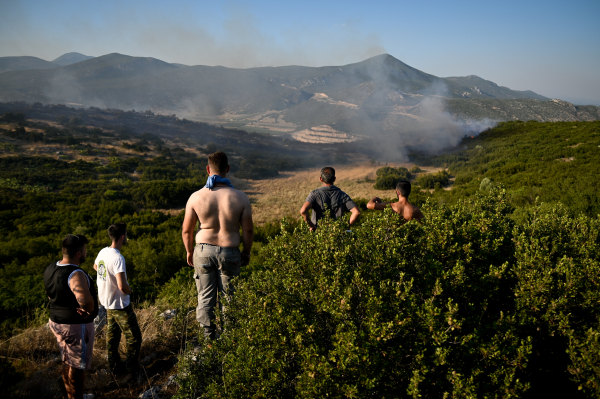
[175,190,599,397]
[373,166,411,190]
[2,112,600,397]
[410,120,600,217]
[416,169,450,189]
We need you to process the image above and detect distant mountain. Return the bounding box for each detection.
[0,56,58,73]
[51,52,94,66]
[0,52,595,141]
[444,75,548,100]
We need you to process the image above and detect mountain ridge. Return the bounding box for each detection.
[51,52,95,66]
[0,52,596,140]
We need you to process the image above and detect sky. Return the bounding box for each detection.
[1,0,599,105]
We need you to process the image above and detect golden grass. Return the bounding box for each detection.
[2,306,182,398]
[233,162,444,224]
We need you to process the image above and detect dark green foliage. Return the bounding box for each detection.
[122,141,151,153]
[176,191,600,397]
[130,180,202,209]
[512,205,600,396]
[233,153,304,180]
[1,126,44,142]
[176,191,526,397]
[1,112,26,123]
[373,166,411,190]
[417,170,450,189]
[410,121,600,217]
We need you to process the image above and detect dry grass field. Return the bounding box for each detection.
[230,162,445,224]
[2,306,182,398]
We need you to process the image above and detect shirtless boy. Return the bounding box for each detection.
[181,151,254,339]
[367,180,425,222]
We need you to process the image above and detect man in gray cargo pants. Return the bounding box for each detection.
[193,244,241,338]
[181,151,254,339]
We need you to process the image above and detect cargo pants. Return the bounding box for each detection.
[106,304,142,372]
[193,244,241,339]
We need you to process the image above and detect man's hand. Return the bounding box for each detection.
[187,252,194,267]
[76,308,91,317]
[367,197,388,211]
[300,201,316,231]
[241,252,250,267]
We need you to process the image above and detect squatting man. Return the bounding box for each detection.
[182,151,254,340]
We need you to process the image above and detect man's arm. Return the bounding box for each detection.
[240,199,254,266]
[300,201,316,231]
[115,272,132,295]
[367,197,390,211]
[349,206,361,225]
[69,272,94,313]
[182,195,199,267]
[93,263,98,271]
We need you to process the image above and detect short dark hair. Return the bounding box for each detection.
[208,151,228,174]
[321,167,336,184]
[108,222,127,242]
[396,180,411,198]
[62,234,88,258]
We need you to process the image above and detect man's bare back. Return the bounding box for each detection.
[182,182,253,267]
[367,196,424,222]
[190,185,251,247]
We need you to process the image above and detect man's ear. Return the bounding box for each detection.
[206,165,211,175]
[319,176,324,183]
[226,165,230,174]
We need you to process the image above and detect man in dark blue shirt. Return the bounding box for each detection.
[300,166,361,231]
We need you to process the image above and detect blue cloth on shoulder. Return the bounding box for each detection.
[204,175,234,190]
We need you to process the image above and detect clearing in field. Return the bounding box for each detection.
[231,162,444,224]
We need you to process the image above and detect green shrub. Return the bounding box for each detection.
[177,190,539,398]
[454,172,474,185]
[513,204,600,396]
[417,170,450,189]
[374,166,411,190]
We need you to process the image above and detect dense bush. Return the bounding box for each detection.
[417,169,450,189]
[374,166,411,190]
[411,121,600,217]
[175,190,600,398]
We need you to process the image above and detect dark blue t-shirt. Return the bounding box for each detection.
[305,185,357,225]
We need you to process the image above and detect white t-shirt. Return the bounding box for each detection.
[95,247,130,309]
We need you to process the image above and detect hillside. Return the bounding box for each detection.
[50,52,94,66]
[2,114,600,397]
[0,56,58,73]
[444,75,548,100]
[2,53,596,142]
[409,119,600,217]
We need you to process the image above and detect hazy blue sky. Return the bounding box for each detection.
[1,0,599,104]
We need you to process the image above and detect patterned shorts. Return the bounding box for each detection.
[48,319,95,370]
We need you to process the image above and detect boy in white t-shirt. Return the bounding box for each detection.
[94,223,142,376]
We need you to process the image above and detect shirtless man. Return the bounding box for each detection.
[182,151,254,339]
[367,180,425,222]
